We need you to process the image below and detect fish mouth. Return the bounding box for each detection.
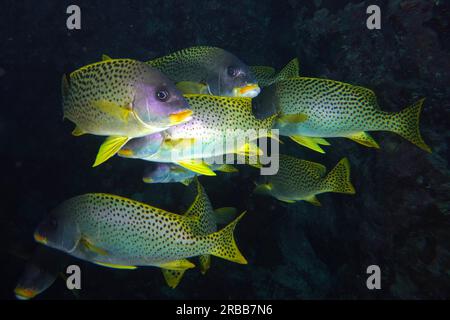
[142,177,153,183]
[14,287,38,300]
[169,109,193,125]
[234,84,261,98]
[34,232,48,245]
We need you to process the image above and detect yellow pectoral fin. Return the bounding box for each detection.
[305,195,322,206]
[158,259,195,271]
[161,269,186,289]
[176,81,209,94]
[278,113,308,124]
[236,142,263,157]
[290,135,326,154]
[80,237,109,256]
[93,136,131,167]
[93,100,132,123]
[176,160,216,176]
[71,126,86,137]
[346,132,380,148]
[102,54,112,61]
[95,262,137,270]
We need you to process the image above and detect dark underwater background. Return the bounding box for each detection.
[1,0,449,299]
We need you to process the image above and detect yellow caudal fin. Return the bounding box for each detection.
[176,160,216,176]
[207,212,247,264]
[199,255,211,275]
[321,158,356,195]
[93,136,130,167]
[290,135,326,153]
[161,269,187,289]
[346,132,380,148]
[389,98,431,153]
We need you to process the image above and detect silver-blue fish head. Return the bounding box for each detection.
[118,132,164,159]
[207,51,260,98]
[34,209,80,254]
[14,263,54,300]
[133,65,193,128]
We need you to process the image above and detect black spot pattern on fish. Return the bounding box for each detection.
[148,46,223,84]
[171,95,276,140]
[62,59,149,136]
[274,77,392,136]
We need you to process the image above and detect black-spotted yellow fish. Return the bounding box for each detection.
[146,46,260,97]
[62,58,193,166]
[34,193,247,279]
[161,179,237,288]
[257,77,431,153]
[118,94,305,176]
[254,154,355,205]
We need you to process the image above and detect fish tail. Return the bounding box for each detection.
[206,212,247,265]
[387,98,431,153]
[321,158,356,195]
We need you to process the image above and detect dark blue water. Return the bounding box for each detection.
[1,0,449,299]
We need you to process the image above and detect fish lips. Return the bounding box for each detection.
[233,83,261,98]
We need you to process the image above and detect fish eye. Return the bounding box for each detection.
[227,66,239,78]
[156,89,169,101]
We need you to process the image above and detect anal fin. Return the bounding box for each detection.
[289,135,326,153]
[71,126,86,137]
[199,255,211,275]
[161,269,186,289]
[305,195,322,206]
[346,132,380,148]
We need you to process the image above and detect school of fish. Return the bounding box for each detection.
[16,46,431,299]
